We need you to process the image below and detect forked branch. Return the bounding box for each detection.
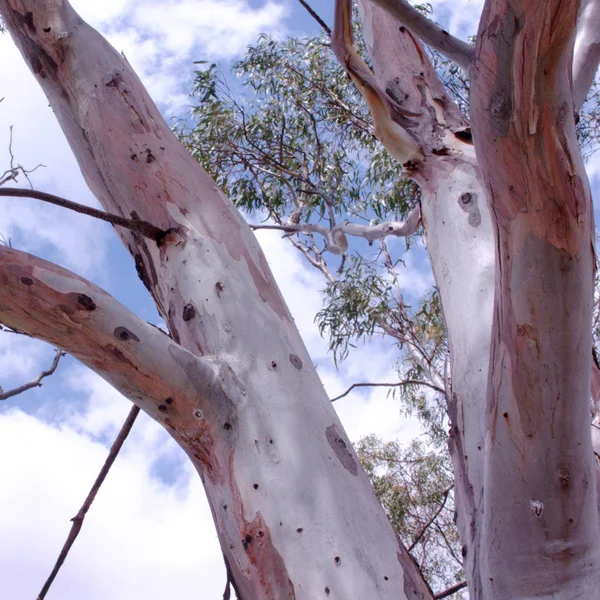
[251,205,421,255]
[0,348,65,400]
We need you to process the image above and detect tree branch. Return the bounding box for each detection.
[296,0,331,35]
[573,0,600,112]
[0,245,221,427]
[433,581,468,599]
[408,486,452,552]
[36,405,140,600]
[0,188,167,243]
[368,0,474,72]
[0,348,65,400]
[331,378,445,402]
[251,205,421,255]
[332,0,424,166]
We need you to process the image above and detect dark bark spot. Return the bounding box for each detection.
[399,26,405,32]
[326,425,358,476]
[216,281,224,296]
[557,468,571,489]
[193,409,203,420]
[77,294,96,311]
[134,254,153,291]
[114,326,139,342]
[145,149,155,163]
[334,556,341,565]
[223,422,232,430]
[432,147,450,156]
[271,361,277,368]
[253,484,259,489]
[130,153,138,161]
[165,397,173,404]
[325,587,330,595]
[454,128,473,143]
[23,11,35,33]
[20,277,33,286]
[243,534,253,550]
[43,27,51,33]
[296,528,303,533]
[289,354,303,370]
[158,404,167,412]
[462,545,468,557]
[105,71,124,88]
[384,576,389,581]
[182,303,196,321]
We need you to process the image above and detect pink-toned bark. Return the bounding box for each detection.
[0,1,433,598]
[470,0,600,596]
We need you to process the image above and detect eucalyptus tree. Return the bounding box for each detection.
[0,1,599,599]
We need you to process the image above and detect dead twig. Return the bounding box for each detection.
[36,405,141,600]
[0,188,166,243]
[331,379,446,402]
[0,349,65,400]
[434,580,468,599]
[296,0,331,36]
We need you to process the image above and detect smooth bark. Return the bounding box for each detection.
[0,1,433,598]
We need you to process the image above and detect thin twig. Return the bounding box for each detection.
[36,405,141,600]
[434,580,468,599]
[331,379,446,402]
[408,486,452,552]
[296,0,332,35]
[0,188,166,243]
[0,349,65,400]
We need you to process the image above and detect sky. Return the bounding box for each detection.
[0,1,599,599]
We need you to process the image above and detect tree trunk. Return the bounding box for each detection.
[0,1,433,598]
[357,0,600,597]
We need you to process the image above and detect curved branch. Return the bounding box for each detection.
[331,378,446,402]
[332,0,424,165]
[0,188,167,243]
[368,0,474,72]
[0,348,65,400]
[251,205,421,255]
[573,0,600,112]
[0,245,220,429]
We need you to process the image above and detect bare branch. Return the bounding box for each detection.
[369,0,474,72]
[296,0,331,35]
[251,205,421,255]
[433,581,468,599]
[408,486,453,552]
[36,405,140,600]
[0,188,167,243]
[573,0,600,112]
[0,348,65,400]
[331,378,445,402]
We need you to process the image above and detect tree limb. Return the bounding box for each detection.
[251,205,421,255]
[408,486,452,552]
[332,0,424,165]
[573,0,600,112]
[433,581,468,599]
[296,0,331,35]
[0,187,167,243]
[331,378,445,402]
[36,405,140,600]
[0,348,65,400]
[368,0,474,72]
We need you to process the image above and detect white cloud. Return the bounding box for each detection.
[0,408,224,600]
